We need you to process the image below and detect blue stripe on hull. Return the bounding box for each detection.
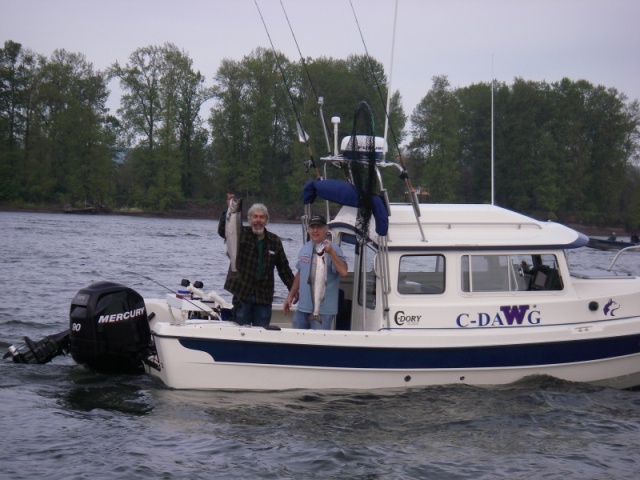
[177,334,640,369]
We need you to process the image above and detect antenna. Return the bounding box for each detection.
[383,0,399,158]
[491,54,495,205]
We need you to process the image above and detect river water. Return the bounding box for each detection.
[1,211,639,479]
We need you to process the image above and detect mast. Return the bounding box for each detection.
[491,54,495,205]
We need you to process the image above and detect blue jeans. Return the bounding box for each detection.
[293,310,335,330]
[234,295,272,327]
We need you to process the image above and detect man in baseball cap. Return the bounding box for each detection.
[284,214,348,329]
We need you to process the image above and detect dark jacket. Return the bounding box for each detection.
[218,219,294,304]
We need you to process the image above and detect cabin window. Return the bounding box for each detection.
[397,255,445,294]
[461,254,563,292]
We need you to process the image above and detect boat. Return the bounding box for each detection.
[63,203,95,214]
[138,194,640,389]
[587,236,639,251]
[7,108,640,391]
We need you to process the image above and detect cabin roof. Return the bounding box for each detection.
[330,204,588,250]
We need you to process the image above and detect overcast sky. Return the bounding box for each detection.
[3,0,639,120]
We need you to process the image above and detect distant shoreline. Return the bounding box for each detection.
[0,203,303,224]
[0,204,626,236]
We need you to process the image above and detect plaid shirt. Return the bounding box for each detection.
[218,221,294,304]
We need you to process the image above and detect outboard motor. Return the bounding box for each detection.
[3,330,70,365]
[69,281,151,373]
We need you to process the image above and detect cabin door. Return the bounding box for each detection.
[349,242,379,331]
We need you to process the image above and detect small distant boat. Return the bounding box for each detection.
[63,203,95,214]
[587,237,639,251]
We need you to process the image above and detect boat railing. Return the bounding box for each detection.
[392,220,543,230]
[319,154,407,176]
[607,244,640,271]
[377,234,391,328]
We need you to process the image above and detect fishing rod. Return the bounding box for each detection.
[349,1,402,158]
[125,272,226,316]
[278,0,338,223]
[253,0,322,180]
[279,0,332,155]
[349,0,425,241]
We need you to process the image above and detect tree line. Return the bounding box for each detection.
[407,76,640,229]
[1,40,639,229]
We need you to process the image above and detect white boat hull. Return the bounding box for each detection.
[143,307,640,390]
[135,202,640,392]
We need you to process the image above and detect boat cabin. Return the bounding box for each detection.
[322,202,578,333]
[272,131,587,333]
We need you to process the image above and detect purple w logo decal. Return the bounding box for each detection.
[499,305,530,325]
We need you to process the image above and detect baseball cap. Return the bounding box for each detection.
[308,215,327,226]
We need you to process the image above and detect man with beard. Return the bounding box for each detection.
[218,194,294,327]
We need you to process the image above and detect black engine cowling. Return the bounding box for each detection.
[69,281,151,373]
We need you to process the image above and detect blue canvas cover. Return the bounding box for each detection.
[302,179,389,236]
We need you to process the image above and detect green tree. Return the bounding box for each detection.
[21,49,112,206]
[111,44,216,209]
[549,78,594,221]
[408,76,460,202]
[209,48,298,207]
[209,50,406,214]
[0,41,43,201]
[498,79,560,217]
[406,76,640,228]
[455,81,495,203]
[162,44,215,200]
[110,45,165,208]
[582,84,634,224]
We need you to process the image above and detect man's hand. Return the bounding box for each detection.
[283,291,299,315]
